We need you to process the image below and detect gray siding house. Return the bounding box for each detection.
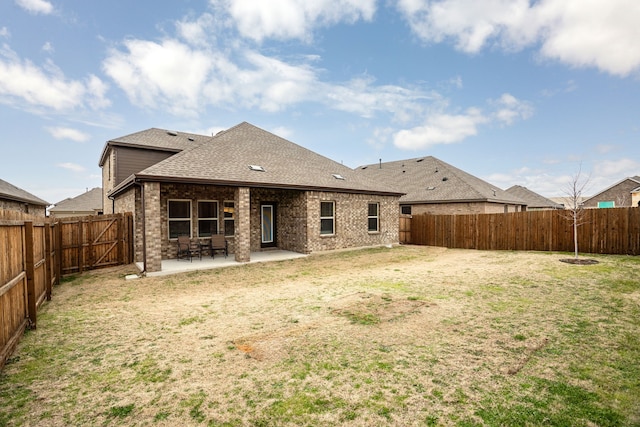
[505,185,564,210]
[99,122,402,273]
[49,187,104,218]
[356,156,526,215]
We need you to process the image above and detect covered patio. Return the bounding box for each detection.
[135,250,307,277]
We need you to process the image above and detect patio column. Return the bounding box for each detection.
[234,187,251,262]
[144,182,162,272]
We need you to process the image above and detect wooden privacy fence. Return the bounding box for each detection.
[0,210,133,369]
[407,207,640,255]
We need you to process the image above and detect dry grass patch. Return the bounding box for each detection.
[1,246,639,426]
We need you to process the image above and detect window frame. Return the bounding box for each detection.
[401,205,411,215]
[168,199,192,240]
[223,200,235,237]
[320,201,335,236]
[197,200,219,238]
[367,202,379,233]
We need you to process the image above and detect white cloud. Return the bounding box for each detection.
[0,27,9,38]
[57,162,86,173]
[397,0,640,76]
[46,127,90,142]
[15,0,53,15]
[491,93,533,125]
[222,0,376,42]
[593,158,640,177]
[394,108,488,150]
[42,41,54,53]
[0,44,110,112]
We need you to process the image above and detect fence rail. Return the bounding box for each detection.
[407,207,640,255]
[0,210,133,369]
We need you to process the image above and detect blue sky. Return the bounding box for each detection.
[1,0,639,205]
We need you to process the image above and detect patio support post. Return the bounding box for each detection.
[235,187,251,262]
[144,182,162,272]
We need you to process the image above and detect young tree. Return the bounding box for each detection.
[562,165,591,259]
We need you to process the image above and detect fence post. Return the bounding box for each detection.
[117,213,124,265]
[44,222,52,301]
[55,220,62,283]
[24,221,37,329]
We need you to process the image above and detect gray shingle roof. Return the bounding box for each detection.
[0,178,49,206]
[505,185,563,209]
[355,156,525,205]
[99,128,211,166]
[111,122,402,196]
[50,187,103,213]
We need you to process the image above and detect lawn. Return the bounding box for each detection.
[1,246,639,426]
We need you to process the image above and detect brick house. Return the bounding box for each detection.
[99,122,402,273]
[356,156,526,215]
[583,176,640,208]
[0,178,49,216]
[505,185,564,210]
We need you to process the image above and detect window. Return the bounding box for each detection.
[320,201,335,235]
[597,201,615,208]
[224,201,235,237]
[368,203,379,232]
[198,201,218,237]
[168,200,191,239]
[401,205,411,215]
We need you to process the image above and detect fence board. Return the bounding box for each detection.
[409,208,640,256]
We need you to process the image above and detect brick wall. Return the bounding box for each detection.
[101,149,115,215]
[0,199,46,216]
[583,179,638,208]
[409,201,521,215]
[114,187,142,261]
[305,192,399,253]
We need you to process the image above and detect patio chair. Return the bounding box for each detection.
[210,234,228,259]
[177,235,201,261]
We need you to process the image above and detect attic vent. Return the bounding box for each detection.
[427,186,436,190]
[167,131,178,136]
[492,189,497,196]
[416,158,424,162]
[332,174,345,180]
[249,165,265,172]
[361,166,368,170]
[188,137,194,141]
[442,177,448,181]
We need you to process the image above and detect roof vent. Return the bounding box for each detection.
[442,177,448,181]
[416,158,424,162]
[427,186,436,190]
[188,137,194,141]
[249,165,265,172]
[332,174,345,180]
[361,166,368,170]
[167,131,178,136]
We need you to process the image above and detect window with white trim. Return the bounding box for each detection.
[368,203,379,232]
[224,201,235,237]
[198,200,218,237]
[168,200,191,239]
[320,201,335,235]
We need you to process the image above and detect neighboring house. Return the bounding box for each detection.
[583,176,640,208]
[0,178,49,216]
[49,187,104,218]
[99,122,403,273]
[505,185,564,210]
[355,156,526,215]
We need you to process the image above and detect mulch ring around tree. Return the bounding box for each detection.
[559,258,599,265]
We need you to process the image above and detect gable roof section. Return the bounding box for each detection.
[110,122,402,197]
[583,175,640,203]
[49,187,103,213]
[355,156,525,205]
[0,178,49,206]
[98,128,211,166]
[505,185,564,209]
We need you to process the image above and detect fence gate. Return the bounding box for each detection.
[399,215,412,244]
[59,213,133,274]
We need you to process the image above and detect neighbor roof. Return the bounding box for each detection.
[49,187,103,214]
[505,185,564,209]
[0,178,49,206]
[355,156,525,205]
[109,122,402,197]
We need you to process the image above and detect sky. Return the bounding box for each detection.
[1,0,639,205]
